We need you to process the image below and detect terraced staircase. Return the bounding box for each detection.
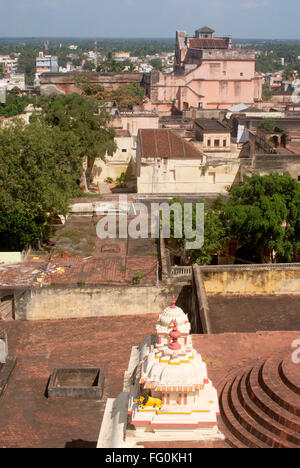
[219,355,300,448]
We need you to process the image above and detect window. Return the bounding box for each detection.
[122,149,127,153]
[214,139,220,148]
[207,139,211,147]
[223,139,227,147]
[198,102,203,109]
[240,72,244,76]
[208,172,216,184]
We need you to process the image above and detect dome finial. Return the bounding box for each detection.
[168,319,181,350]
[171,295,176,309]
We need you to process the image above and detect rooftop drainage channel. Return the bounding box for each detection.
[48,367,104,400]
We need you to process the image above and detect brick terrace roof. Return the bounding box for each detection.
[207,295,300,333]
[0,260,48,290]
[44,253,157,286]
[115,129,131,137]
[0,316,298,448]
[0,315,158,448]
[189,38,228,49]
[194,118,230,132]
[138,129,203,160]
[0,199,158,289]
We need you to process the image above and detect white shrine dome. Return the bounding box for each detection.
[143,350,208,387]
[158,297,190,329]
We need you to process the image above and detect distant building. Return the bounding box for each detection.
[193,119,231,153]
[39,72,143,95]
[113,52,130,60]
[0,74,25,96]
[0,84,6,104]
[36,52,58,74]
[143,26,263,115]
[0,55,18,75]
[35,52,58,85]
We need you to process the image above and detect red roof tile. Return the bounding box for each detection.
[138,129,203,160]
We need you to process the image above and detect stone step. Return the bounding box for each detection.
[259,358,300,417]
[229,375,290,448]
[247,364,300,434]
[279,357,300,396]
[239,371,299,447]
[219,380,267,448]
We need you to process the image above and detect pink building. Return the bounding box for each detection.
[143,27,262,115]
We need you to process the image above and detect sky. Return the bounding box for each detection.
[1,0,300,39]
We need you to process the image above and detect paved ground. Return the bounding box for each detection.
[208,295,300,333]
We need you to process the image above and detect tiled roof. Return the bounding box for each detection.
[138,129,203,160]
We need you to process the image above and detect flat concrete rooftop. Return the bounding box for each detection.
[207,294,300,334]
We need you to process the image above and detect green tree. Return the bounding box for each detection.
[167,196,228,265]
[259,118,276,132]
[0,92,31,117]
[0,120,83,250]
[17,48,37,85]
[262,86,273,102]
[36,93,117,182]
[150,58,163,71]
[223,173,300,263]
[110,83,147,110]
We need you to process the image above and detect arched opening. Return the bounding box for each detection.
[271,135,279,148]
[281,134,287,148]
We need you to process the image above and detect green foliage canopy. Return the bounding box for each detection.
[223,173,300,263]
[167,196,228,265]
[0,93,117,250]
[0,120,83,250]
[0,92,32,117]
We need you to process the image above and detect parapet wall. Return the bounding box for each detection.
[14,284,186,321]
[191,263,300,334]
[200,264,300,295]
